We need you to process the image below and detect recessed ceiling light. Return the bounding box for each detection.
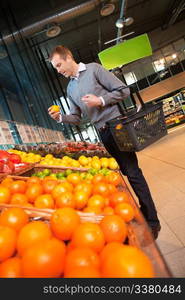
[100,3,115,16]
[46,25,61,37]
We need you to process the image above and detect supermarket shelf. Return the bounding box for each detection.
[164,108,184,117]
[166,118,185,129]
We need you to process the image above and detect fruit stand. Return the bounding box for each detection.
[0,143,172,278]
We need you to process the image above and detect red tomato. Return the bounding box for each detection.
[9,154,21,164]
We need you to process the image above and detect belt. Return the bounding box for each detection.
[98,124,108,132]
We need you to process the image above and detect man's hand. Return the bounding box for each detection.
[81,94,102,107]
[48,107,61,122]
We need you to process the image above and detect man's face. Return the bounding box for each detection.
[51,53,74,78]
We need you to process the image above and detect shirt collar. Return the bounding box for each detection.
[71,62,86,80]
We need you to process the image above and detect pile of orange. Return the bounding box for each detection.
[0,207,155,278]
[0,172,135,222]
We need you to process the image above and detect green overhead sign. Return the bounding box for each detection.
[98,33,152,70]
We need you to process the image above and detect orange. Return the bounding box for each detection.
[0,177,13,188]
[100,215,127,243]
[115,203,135,222]
[92,182,109,197]
[87,194,105,209]
[0,257,22,278]
[0,225,17,262]
[92,174,105,184]
[52,182,73,199]
[101,245,155,278]
[100,242,123,264]
[34,194,55,209]
[0,186,11,204]
[67,173,81,186]
[64,247,100,274]
[50,105,60,112]
[74,191,89,210]
[74,182,92,197]
[109,190,130,208]
[106,172,123,186]
[55,192,75,209]
[0,207,29,232]
[83,206,102,214]
[10,193,28,205]
[71,223,105,253]
[27,177,42,185]
[25,183,43,203]
[17,221,52,256]
[22,238,66,278]
[64,266,100,278]
[42,179,58,194]
[50,208,80,241]
[107,183,117,194]
[102,206,114,216]
[9,180,27,194]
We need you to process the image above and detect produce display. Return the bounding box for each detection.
[13,141,111,159]
[7,149,119,170]
[0,141,171,278]
[0,206,155,278]
[0,171,129,213]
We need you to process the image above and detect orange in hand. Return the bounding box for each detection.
[50,105,60,112]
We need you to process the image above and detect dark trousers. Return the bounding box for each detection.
[98,127,160,227]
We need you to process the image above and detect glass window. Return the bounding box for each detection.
[153,59,165,72]
[124,72,137,85]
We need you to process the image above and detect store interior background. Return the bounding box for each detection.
[0,0,185,277]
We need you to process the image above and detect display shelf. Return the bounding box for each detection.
[164,108,184,117]
[0,165,172,278]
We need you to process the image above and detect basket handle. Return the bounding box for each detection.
[135,90,145,107]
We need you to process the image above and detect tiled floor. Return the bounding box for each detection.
[126,124,185,277]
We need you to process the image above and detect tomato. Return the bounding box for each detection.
[2,161,15,174]
[0,151,10,163]
[9,154,21,164]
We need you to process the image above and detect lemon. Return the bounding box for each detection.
[71,160,80,167]
[78,155,89,166]
[91,160,101,170]
[45,154,53,159]
[108,158,119,170]
[100,157,109,168]
[92,156,99,161]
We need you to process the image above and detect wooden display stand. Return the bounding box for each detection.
[0,165,172,278]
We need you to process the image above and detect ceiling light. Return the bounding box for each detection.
[46,25,61,37]
[124,17,134,26]
[115,17,134,28]
[115,18,125,28]
[100,3,115,16]
[172,53,177,59]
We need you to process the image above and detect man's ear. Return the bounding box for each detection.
[66,54,73,62]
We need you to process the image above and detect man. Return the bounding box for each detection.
[48,45,161,239]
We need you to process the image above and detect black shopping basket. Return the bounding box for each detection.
[106,91,168,152]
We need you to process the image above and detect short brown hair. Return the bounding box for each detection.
[49,45,74,62]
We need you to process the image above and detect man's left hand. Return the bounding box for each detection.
[81,94,102,107]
